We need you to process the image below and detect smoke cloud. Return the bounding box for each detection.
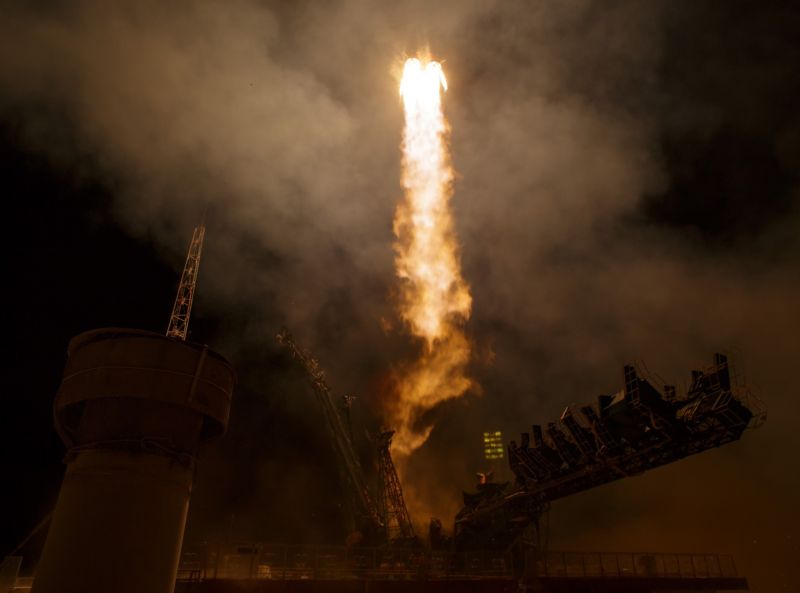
[2,1,799,591]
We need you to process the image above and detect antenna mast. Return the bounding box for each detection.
[167,224,205,340]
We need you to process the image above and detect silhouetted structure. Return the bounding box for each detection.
[32,328,235,593]
[276,328,383,542]
[372,430,416,545]
[167,224,205,340]
[454,353,765,549]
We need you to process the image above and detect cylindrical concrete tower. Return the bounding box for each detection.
[32,328,235,593]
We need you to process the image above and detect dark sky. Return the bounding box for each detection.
[2,1,799,592]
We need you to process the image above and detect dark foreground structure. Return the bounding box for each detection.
[29,328,236,593]
[172,353,761,593]
[2,350,760,592]
[455,353,764,550]
[3,348,759,592]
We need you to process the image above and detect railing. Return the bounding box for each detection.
[179,544,514,581]
[178,544,737,582]
[538,551,738,578]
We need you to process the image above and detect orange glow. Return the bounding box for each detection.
[390,56,473,458]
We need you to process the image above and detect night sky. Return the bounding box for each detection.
[2,2,799,592]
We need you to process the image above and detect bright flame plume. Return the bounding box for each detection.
[390,56,473,459]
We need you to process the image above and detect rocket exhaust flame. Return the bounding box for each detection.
[390,57,473,459]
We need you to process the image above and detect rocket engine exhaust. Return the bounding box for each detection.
[389,56,474,461]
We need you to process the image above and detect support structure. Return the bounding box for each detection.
[32,328,235,593]
[167,224,205,340]
[455,353,765,550]
[276,329,382,542]
[371,430,416,545]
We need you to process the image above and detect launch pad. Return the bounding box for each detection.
[171,351,762,593]
[5,317,765,593]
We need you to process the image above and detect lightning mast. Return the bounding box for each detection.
[166,224,205,340]
[276,328,383,540]
[371,430,416,545]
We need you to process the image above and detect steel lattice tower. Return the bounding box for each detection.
[166,224,205,341]
[372,430,416,544]
[276,329,383,539]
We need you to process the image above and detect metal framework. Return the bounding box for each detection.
[371,430,416,545]
[166,224,205,340]
[455,353,766,550]
[276,329,383,540]
[175,541,747,591]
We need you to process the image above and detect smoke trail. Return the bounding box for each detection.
[389,56,473,459]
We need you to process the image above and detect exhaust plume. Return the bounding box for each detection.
[389,56,474,459]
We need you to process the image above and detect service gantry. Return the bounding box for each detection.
[276,329,383,542]
[454,353,766,550]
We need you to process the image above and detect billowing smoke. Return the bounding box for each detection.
[1,1,799,592]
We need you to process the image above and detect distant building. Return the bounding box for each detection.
[483,431,504,460]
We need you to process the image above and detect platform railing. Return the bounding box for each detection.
[178,544,737,582]
[179,544,514,581]
[538,551,738,578]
